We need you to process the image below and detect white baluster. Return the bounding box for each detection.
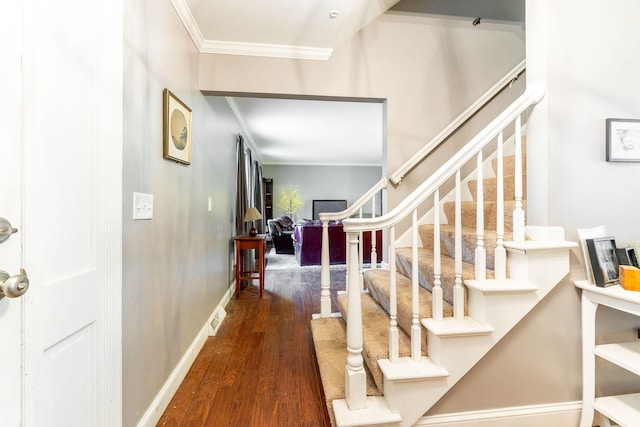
[320,219,331,317]
[370,195,377,269]
[475,152,486,280]
[389,226,399,362]
[454,170,464,320]
[495,132,506,280]
[432,189,443,321]
[513,116,525,242]
[411,209,421,361]
[345,231,367,409]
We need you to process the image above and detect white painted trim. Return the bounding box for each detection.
[136,287,234,427]
[170,0,333,60]
[169,0,205,50]
[200,40,333,60]
[415,401,583,427]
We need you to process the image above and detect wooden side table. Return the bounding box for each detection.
[235,235,266,298]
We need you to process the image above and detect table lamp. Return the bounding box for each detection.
[244,207,262,237]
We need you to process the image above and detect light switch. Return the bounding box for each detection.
[133,192,153,220]
[208,197,213,212]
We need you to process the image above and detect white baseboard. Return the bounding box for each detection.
[136,285,234,427]
[414,401,583,427]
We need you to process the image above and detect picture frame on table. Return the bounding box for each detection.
[606,118,640,162]
[163,88,192,165]
[586,237,620,287]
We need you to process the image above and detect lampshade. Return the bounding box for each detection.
[243,207,262,222]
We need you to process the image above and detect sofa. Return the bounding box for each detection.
[292,220,383,266]
[267,215,295,254]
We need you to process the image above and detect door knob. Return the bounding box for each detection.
[0,268,29,299]
[0,217,18,244]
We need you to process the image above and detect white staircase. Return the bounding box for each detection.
[310,83,578,427]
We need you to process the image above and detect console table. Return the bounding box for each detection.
[235,235,265,298]
[575,280,640,427]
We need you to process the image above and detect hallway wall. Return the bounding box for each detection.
[122,1,240,424]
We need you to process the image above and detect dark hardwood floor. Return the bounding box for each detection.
[157,262,345,426]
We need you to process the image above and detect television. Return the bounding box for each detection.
[312,199,347,220]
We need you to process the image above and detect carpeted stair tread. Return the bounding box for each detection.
[364,269,453,346]
[310,317,382,426]
[442,200,525,232]
[338,292,412,392]
[468,175,526,202]
[418,224,513,270]
[395,247,485,309]
[492,153,526,177]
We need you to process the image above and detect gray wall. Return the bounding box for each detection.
[199,12,526,217]
[122,1,240,424]
[263,165,383,220]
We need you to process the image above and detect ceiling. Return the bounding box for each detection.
[175,0,524,167]
[227,96,384,166]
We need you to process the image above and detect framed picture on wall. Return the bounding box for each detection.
[163,88,192,165]
[606,118,640,162]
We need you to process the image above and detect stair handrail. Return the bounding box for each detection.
[342,81,544,234]
[388,59,526,185]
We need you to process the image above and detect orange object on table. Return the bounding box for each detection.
[234,235,266,298]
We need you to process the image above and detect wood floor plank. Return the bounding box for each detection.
[158,261,339,426]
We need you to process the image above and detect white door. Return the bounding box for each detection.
[0,0,123,425]
[0,2,26,425]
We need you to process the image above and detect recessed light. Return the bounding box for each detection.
[329,10,339,19]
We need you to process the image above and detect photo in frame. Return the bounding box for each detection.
[606,118,640,162]
[586,237,620,287]
[163,89,192,165]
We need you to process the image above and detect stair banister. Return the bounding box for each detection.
[389,59,526,185]
[338,82,545,414]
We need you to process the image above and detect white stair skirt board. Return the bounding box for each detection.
[136,285,234,427]
[414,401,583,427]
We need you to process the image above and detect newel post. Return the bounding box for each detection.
[320,219,331,317]
[345,230,367,409]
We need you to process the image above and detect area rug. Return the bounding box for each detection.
[265,248,348,271]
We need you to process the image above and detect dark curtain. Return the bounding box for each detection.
[252,160,265,234]
[235,134,251,237]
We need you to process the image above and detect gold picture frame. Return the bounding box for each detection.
[163,88,192,165]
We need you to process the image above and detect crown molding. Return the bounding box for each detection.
[170,0,205,49]
[200,40,333,61]
[170,0,333,60]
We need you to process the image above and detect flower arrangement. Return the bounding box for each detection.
[276,185,304,218]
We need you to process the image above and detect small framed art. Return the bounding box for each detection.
[606,118,640,162]
[163,89,192,165]
[586,237,620,287]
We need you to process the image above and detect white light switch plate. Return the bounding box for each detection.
[133,192,153,220]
